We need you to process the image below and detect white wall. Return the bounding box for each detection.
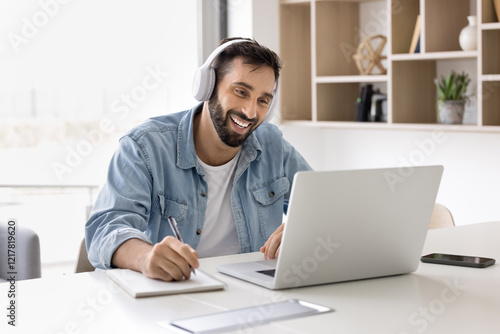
[227,0,253,38]
[280,125,500,226]
[227,0,279,51]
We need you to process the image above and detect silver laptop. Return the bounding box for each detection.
[216,165,443,290]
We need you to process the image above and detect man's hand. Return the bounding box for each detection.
[260,223,285,260]
[112,236,199,281]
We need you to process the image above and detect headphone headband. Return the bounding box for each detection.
[197,39,248,75]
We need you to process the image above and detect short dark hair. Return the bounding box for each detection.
[211,37,282,92]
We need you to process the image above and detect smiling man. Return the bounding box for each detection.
[85,38,312,281]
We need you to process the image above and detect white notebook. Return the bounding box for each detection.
[105,269,226,298]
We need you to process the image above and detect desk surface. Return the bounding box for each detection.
[2,221,500,333]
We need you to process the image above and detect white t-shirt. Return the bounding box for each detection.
[195,151,241,257]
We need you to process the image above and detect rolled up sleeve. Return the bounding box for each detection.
[85,136,154,269]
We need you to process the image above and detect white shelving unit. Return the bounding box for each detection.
[279,0,500,132]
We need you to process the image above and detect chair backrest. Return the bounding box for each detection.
[75,238,95,273]
[0,221,41,281]
[429,203,455,229]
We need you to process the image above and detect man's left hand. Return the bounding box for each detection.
[260,223,284,260]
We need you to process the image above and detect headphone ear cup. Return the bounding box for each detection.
[264,101,276,122]
[192,68,203,101]
[192,66,216,101]
[193,39,248,102]
[202,67,216,101]
[262,79,279,122]
[192,68,207,101]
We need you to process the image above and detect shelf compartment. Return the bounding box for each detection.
[391,0,420,54]
[280,2,312,121]
[481,0,500,23]
[482,29,500,75]
[482,81,500,126]
[391,60,437,124]
[424,0,469,53]
[315,1,360,76]
[316,83,361,121]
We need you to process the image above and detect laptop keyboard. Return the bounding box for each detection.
[257,269,276,277]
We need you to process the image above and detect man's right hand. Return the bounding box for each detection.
[111,236,199,281]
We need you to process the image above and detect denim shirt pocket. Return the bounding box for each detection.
[250,177,290,238]
[251,176,290,206]
[157,193,188,221]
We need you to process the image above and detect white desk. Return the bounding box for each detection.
[2,221,499,333]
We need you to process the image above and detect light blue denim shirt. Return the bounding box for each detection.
[85,103,312,269]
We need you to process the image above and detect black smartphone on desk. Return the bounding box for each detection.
[421,253,496,268]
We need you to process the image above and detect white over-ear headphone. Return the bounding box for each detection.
[192,39,279,122]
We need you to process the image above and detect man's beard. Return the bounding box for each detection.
[208,93,259,148]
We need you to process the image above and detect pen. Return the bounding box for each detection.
[168,216,196,276]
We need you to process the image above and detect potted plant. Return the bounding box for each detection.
[434,71,471,124]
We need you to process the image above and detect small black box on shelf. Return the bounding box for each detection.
[355,84,373,122]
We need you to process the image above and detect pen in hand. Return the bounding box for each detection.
[168,216,196,276]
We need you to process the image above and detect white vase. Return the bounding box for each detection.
[459,16,477,51]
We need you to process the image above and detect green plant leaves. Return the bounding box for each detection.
[434,70,471,101]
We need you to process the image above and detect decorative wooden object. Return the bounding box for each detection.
[352,35,387,75]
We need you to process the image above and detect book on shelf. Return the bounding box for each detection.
[409,15,421,54]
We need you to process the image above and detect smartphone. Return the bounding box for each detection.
[421,253,496,268]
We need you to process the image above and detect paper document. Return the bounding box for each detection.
[105,268,226,298]
[159,299,333,333]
